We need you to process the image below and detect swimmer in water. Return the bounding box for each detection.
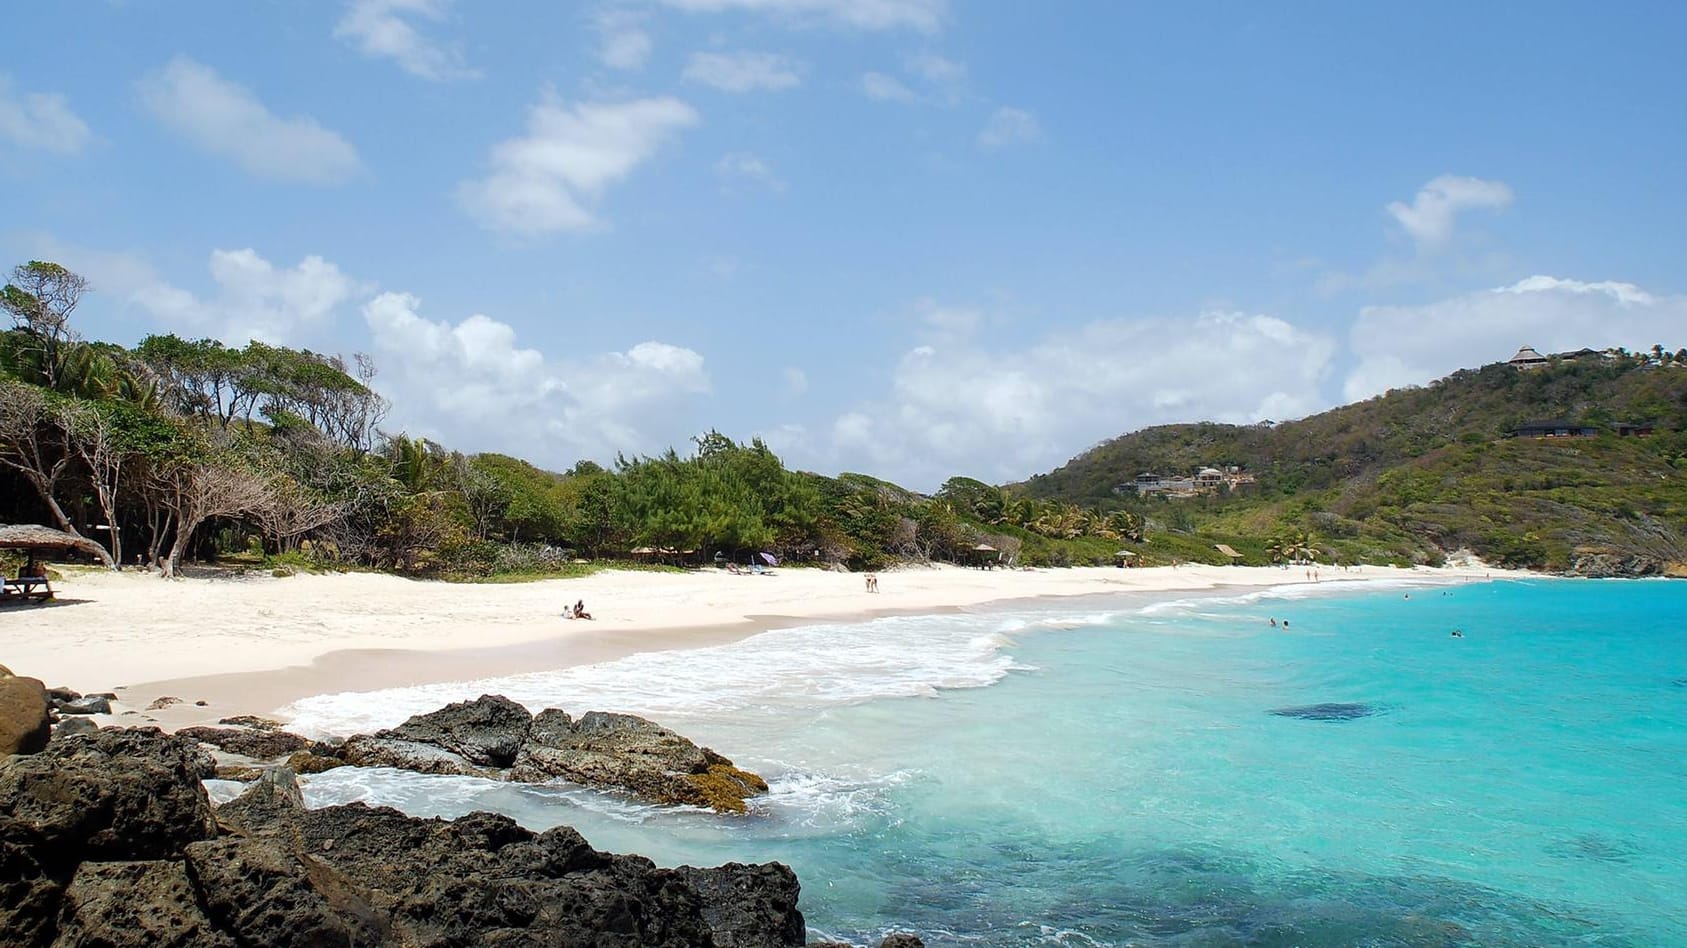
[1269,618,1278,627]
[1451,629,1464,638]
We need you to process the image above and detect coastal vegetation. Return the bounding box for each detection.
[5,258,1683,578]
[1020,354,1687,573]
[0,261,1137,578]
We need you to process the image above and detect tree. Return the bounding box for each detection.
[0,380,116,567]
[2,261,87,391]
[251,475,345,554]
[155,454,275,578]
[62,401,128,567]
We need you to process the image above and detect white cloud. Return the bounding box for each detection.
[657,0,943,32]
[907,52,964,86]
[819,306,1334,490]
[457,93,699,236]
[0,77,92,154]
[978,106,1041,148]
[595,9,652,70]
[129,249,363,345]
[917,299,980,337]
[783,367,808,395]
[860,53,965,105]
[334,0,478,81]
[31,241,364,346]
[1344,275,1687,401]
[136,57,361,185]
[861,71,916,102]
[362,291,711,464]
[1385,175,1513,248]
[683,51,803,92]
[715,151,786,191]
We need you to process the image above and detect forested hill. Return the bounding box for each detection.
[1014,353,1687,574]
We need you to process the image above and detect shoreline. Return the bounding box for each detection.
[1,562,1518,731]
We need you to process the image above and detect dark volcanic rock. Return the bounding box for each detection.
[0,727,807,947]
[177,725,314,759]
[1269,702,1379,722]
[0,671,52,756]
[329,696,768,813]
[217,714,282,730]
[676,863,806,948]
[285,749,349,774]
[879,935,926,948]
[51,716,99,741]
[511,709,768,813]
[59,695,112,715]
[186,836,386,947]
[0,728,216,945]
[0,728,217,866]
[55,859,237,948]
[382,693,533,767]
[337,733,503,778]
[337,694,533,778]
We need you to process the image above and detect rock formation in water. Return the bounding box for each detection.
[1267,702,1379,721]
[290,694,767,814]
[0,726,807,946]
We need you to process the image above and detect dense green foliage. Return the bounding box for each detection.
[10,257,1679,579]
[0,262,1141,578]
[1017,356,1687,573]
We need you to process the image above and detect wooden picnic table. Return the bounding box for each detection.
[1,576,52,602]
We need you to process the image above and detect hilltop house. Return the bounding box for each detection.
[1132,466,1255,497]
[1508,345,1549,370]
[1510,420,1599,439]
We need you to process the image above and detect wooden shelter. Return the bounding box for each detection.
[1213,543,1244,564]
[0,524,106,559]
[0,524,104,603]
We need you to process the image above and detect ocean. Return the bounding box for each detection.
[273,578,1687,946]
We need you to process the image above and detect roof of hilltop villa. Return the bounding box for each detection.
[1509,345,1549,367]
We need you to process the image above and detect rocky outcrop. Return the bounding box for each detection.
[512,709,769,813]
[1570,546,1671,577]
[0,727,806,947]
[0,668,51,756]
[337,693,532,779]
[676,863,807,948]
[328,695,769,814]
[175,725,314,760]
[0,728,217,944]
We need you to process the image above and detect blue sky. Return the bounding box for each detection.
[4,1,1684,489]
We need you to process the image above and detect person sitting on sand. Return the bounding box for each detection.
[18,556,44,579]
[572,599,593,620]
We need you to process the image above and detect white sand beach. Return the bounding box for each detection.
[1,562,1506,728]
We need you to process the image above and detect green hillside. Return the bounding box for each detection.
[1015,355,1687,575]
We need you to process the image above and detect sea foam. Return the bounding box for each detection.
[282,610,1037,738]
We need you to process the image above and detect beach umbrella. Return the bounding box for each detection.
[972,543,998,552]
[758,552,778,566]
[0,524,106,558]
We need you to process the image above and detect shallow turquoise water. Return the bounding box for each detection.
[289,578,1687,945]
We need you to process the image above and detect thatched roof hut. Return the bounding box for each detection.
[0,524,107,559]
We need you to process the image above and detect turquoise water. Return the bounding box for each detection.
[283,579,1687,945]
